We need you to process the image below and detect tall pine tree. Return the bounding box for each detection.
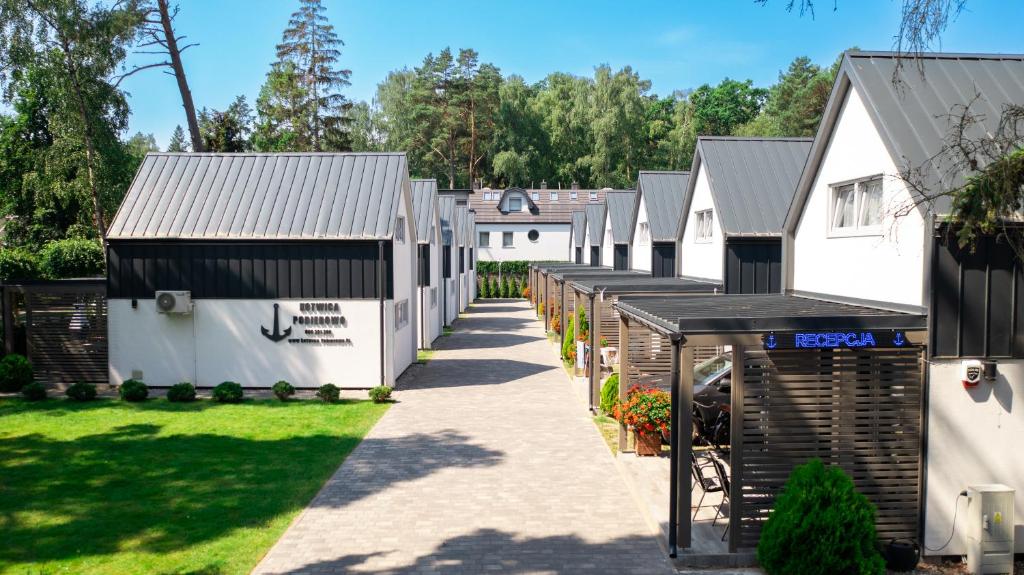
[167,125,188,152]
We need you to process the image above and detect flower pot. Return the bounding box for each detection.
[635,431,662,456]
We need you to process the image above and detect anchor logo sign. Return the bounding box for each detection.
[764,334,777,349]
[261,303,292,342]
[892,332,906,347]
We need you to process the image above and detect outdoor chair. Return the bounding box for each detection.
[691,452,723,521]
[710,454,731,541]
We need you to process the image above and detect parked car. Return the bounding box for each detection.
[693,352,731,449]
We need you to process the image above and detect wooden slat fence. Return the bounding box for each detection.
[26,289,108,385]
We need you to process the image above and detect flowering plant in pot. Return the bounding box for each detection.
[550,311,561,334]
[615,384,671,456]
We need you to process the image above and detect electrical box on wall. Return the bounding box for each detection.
[155,291,192,314]
[966,484,1014,575]
[961,359,984,389]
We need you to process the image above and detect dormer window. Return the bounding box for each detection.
[570,191,578,200]
[589,191,598,201]
[508,196,522,212]
[531,191,539,201]
[550,191,558,201]
[483,191,490,200]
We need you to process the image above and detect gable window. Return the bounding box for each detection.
[695,209,713,243]
[550,191,558,201]
[395,299,409,330]
[638,222,651,245]
[479,231,490,247]
[570,191,578,200]
[396,216,406,243]
[605,229,612,246]
[531,191,539,201]
[508,197,522,212]
[829,177,883,236]
[589,191,598,201]
[503,231,514,248]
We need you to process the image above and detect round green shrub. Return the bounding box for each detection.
[212,381,244,403]
[22,381,46,401]
[0,248,40,282]
[368,385,392,403]
[479,276,490,298]
[166,382,196,402]
[0,353,34,392]
[316,383,340,403]
[119,379,149,402]
[66,382,97,402]
[757,459,885,575]
[272,380,295,401]
[600,373,619,415]
[39,238,104,279]
[488,276,499,298]
[64,223,96,240]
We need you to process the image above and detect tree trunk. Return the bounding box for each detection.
[158,0,203,152]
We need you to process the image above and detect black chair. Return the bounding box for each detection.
[710,454,731,541]
[691,452,723,520]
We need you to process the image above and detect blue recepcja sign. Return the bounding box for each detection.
[763,331,907,350]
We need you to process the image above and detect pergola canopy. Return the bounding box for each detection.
[569,276,721,296]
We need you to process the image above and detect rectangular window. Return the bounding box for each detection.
[508,197,522,212]
[503,232,514,248]
[395,216,406,243]
[605,229,612,246]
[589,191,598,201]
[570,191,578,200]
[479,231,490,247]
[430,286,438,308]
[531,191,539,201]
[459,247,465,273]
[550,191,558,201]
[638,222,650,245]
[829,177,883,235]
[395,299,409,330]
[695,209,713,243]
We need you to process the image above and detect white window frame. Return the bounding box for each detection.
[550,191,558,201]
[605,228,612,246]
[395,216,406,243]
[430,287,438,308]
[508,196,522,212]
[531,191,539,201]
[589,191,598,201]
[479,231,490,247]
[502,231,514,248]
[827,176,884,237]
[638,222,650,246]
[570,191,578,200]
[695,209,713,243]
[395,299,409,330]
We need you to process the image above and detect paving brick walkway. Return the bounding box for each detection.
[253,300,674,575]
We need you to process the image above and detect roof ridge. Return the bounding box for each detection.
[147,152,408,157]
[699,136,814,142]
[847,50,1024,60]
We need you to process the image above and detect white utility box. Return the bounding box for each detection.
[966,484,1015,575]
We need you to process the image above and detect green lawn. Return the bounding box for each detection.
[0,397,389,575]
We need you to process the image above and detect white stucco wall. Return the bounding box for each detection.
[679,165,724,281]
[393,198,417,379]
[791,87,927,308]
[443,275,458,326]
[601,217,614,267]
[418,210,443,348]
[631,194,652,273]
[110,298,392,388]
[476,223,570,262]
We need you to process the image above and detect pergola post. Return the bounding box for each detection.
[2,287,14,355]
[618,314,630,452]
[542,274,550,328]
[589,292,600,411]
[729,344,746,553]
[673,342,695,554]
[572,289,581,375]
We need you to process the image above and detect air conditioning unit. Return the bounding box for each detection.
[155,290,192,314]
[967,484,1015,575]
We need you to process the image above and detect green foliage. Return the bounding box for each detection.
[476,260,530,275]
[600,373,620,415]
[21,381,46,401]
[736,54,839,138]
[510,277,521,298]
[488,276,499,298]
[0,354,33,392]
[39,238,104,278]
[562,314,575,360]
[690,78,768,136]
[493,150,530,186]
[368,385,392,403]
[757,459,885,575]
[65,382,97,402]
[166,382,196,403]
[0,249,41,281]
[118,379,149,402]
[575,303,590,336]
[166,125,189,153]
[498,277,507,298]
[479,276,490,298]
[212,381,244,403]
[316,383,340,403]
[199,96,253,152]
[272,380,296,401]
[948,148,1024,248]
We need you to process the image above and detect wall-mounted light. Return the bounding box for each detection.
[983,360,998,382]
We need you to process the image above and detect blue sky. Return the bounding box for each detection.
[121,0,1024,148]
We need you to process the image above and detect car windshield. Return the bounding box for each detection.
[693,352,732,387]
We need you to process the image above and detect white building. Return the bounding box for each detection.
[106,152,418,389]
[471,186,609,262]
[411,179,443,349]
[438,195,460,326]
[630,171,689,276]
[569,211,587,263]
[679,137,811,292]
[582,203,606,266]
[782,51,1024,555]
[603,191,636,270]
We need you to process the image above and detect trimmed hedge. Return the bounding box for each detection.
[316,383,340,403]
[369,385,392,403]
[66,382,97,402]
[600,373,619,415]
[39,238,104,278]
[0,354,33,392]
[167,382,197,402]
[22,381,47,401]
[212,381,244,403]
[119,379,149,402]
[272,380,295,401]
[0,249,40,281]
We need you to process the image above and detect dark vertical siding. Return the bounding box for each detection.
[590,246,601,267]
[107,241,394,299]
[725,239,782,294]
[652,242,675,278]
[469,248,474,270]
[575,247,583,264]
[442,246,452,279]
[933,233,1024,357]
[418,245,431,287]
[613,244,629,270]
[459,247,465,274]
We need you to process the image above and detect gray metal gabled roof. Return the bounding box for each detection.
[454,205,468,246]
[571,211,587,247]
[438,195,455,246]
[585,203,606,246]
[786,51,1024,232]
[411,179,438,245]
[684,137,812,238]
[636,171,689,241]
[467,211,476,248]
[108,153,410,240]
[606,191,636,244]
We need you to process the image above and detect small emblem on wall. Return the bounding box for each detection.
[261,304,292,342]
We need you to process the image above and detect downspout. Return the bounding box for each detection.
[667,334,683,557]
[378,240,386,387]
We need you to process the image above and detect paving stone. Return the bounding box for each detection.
[253,300,675,575]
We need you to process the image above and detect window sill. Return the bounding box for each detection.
[694,239,712,244]
[826,228,883,239]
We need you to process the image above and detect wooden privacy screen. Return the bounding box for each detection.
[733,347,922,549]
[26,290,108,385]
[625,325,673,389]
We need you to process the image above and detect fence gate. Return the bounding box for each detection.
[733,347,923,550]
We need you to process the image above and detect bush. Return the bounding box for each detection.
[369,385,392,403]
[523,286,532,300]
[119,379,149,402]
[600,373,619,415]
[316,383,340,403]
[479,276,490,298]
[272,380,295,401]
[616,384,670,437]
[64,223,96,240]
[757,459,885,575]
[212,381,244,403]
[66,382,97,401]
[0,248,40,281]
[489,276,499,298]
[22,381,46,401]
[562,314,575,360]
[167,382,197,402]
[39,238,105,278]
[510,277,521,298]
[0,354,34,392]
